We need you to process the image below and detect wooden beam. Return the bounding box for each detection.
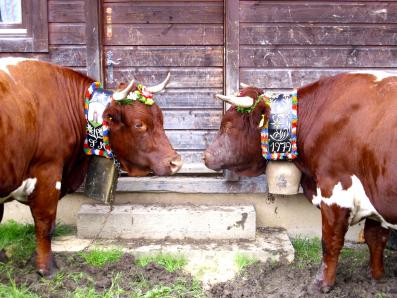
[114,176,267,193]
[85,0,103,81]
[224,0,240,181]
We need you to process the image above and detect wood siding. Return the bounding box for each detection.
[239,1,397,90]
[0,0,87,73]
[103,0,224,174]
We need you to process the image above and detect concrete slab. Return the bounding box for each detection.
[77,204,256,240]
[53,227,294,287]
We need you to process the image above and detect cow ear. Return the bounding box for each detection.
[252,100,270,128]
[116,82,127,90]
[104,105,122,126]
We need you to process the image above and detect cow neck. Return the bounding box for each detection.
[258,91,298,160]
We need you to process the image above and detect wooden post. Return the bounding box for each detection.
[224,0,240,181]
[86,0,103,82]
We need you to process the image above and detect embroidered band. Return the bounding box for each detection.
[261,91,298,160]
[84,82,113,158]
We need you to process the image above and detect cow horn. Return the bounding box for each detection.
[112,79,135,100]
[240,82,250,88]
[146,72,171,93]
[215,94,254,108]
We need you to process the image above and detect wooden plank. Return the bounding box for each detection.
[105,0,222,2]
[240,46,397,68]
[240,68,397,89]
[104,24,223,46]
[166,130,217,150]
[104,46,223,67]
[31,0,49,52]
[108,67,223,88]
[163,110,222,130]
[115,176,267,193]
[154,88,223,109]
[86,0,103,81]
[105,2,223,24]
[48,1,85,23]
[49,23,86,45]
[224,0,240,181]
[177,151,218,174]
[0,38,33,52]
[240,2,397,24]
[48,46,87,66]
[240,24,397,46]
[0,46,86,67]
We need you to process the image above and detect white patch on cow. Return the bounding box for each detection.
[312,175,397,230]
[349,71,396,82]
[55,181,61,190]
[0,57,36,77]
[0,178,37,204]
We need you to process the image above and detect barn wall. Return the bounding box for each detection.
[0,0,87,73]
[239,1,397,90]
[103,0,224,173]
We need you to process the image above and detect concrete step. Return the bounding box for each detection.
[53,227,294,287]
[77,204,256,240]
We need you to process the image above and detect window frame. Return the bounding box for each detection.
[0,0,48,52]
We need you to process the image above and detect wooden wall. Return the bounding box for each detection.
[103,0,224,173]
[0,1,87,73]
[239,1,397,90]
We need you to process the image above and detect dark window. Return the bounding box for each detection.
[0,0,48,52]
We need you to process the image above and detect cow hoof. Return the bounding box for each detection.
[308,278,333,294]
[36,256,58,279]
[320,284,333,293]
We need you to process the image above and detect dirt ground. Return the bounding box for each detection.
[1,247,397,298]
[209,248,397,298]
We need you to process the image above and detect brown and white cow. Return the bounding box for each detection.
[0,58,182,277]
[204,72,397,292]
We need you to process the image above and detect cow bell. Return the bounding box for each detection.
[84,156,118,204]
[265,161,302,195]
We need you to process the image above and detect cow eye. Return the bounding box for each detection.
[134,121,147,131]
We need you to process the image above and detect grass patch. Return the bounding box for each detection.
[0,272,39,298]
[131,279,204,298]
[136,254,187,273]
[234,253,258,272]
[79,248,123,267]
[291,237,322,267]
[0,220,73,261]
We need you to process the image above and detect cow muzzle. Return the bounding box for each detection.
[169,155,183,175]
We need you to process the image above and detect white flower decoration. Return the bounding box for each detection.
[127,92,139,100]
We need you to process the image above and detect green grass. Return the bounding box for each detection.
[136,253,187,273]
[291,237,322,268]
[234,253,258,272]
[131,279,204,298]
[0,271,39,298]
[0,220,74,261]
[79,247,124,267]
[292,236,370,270]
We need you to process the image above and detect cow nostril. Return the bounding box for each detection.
[170,156,183,174]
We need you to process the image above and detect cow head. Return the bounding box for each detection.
[103,74,182,176]
[204,84,270,176]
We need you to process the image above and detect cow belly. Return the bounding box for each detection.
[312,175,397,230]
[0,178,37,204]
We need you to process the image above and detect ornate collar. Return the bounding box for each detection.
[260,91,298,160]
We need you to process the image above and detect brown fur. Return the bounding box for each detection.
[0,60,180,277]
[204,73,397,292]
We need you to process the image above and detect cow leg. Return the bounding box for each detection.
[364,218,389,280]
[29,170,61,278]
[314,203,350,293]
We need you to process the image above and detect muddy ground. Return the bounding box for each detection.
[0,247,396,298]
